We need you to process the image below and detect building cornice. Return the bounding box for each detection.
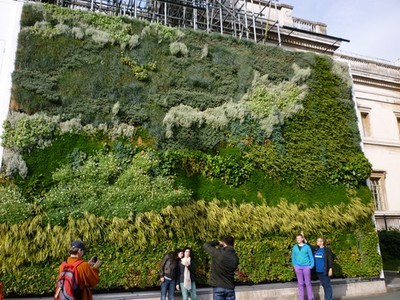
[334,52,400,91]
[363,137,400,148]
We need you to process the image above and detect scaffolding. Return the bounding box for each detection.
[57,0,282,44]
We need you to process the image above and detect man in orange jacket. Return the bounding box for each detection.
[58,241,101,300]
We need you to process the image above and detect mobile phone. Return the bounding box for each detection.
[92,256,98,262]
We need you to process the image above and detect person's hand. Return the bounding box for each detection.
[88,256,97,266]
[160,277,165,282]
[93,259,101,268]
[176,284,180,290]
[328,269,333,277]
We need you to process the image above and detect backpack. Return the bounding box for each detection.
[55,260,84,300]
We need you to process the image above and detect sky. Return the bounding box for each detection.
[281,0,400,62]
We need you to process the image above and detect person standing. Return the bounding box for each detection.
[203,236,239,300]
[292,233,315,300]
[160,249,181,300]
[314,237,334,300]
[57,240,100,300]
[176,247,197,300]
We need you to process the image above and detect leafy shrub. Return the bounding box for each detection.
[0,185,32,224]
[0,198,380,295]
[170,41,189,57]
[1,150,28,178]
[40,151,192,224]
[1,112,58,152]
[378,230,400,259]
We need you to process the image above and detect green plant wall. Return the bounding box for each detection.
[0,3,380,295]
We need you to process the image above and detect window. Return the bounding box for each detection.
[369,172,387,211]
[394,111,400,139]
[360,111,371,137]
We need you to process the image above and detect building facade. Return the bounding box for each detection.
[335,53,400,230]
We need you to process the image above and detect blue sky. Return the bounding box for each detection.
[281,0,400,62]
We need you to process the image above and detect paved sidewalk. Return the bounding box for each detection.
[346,290,400,300]
[4,271,400,300]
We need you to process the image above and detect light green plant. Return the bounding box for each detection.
[128,34,140,49]
[71,26,85,39]
[242,64,310,135]
[1,149,28,178]
[1,112,59,152]
[0,185,32,224]
[163,101,250,138]
[141,23,185,43]
[170,41,189,57]
[331,60,352,88]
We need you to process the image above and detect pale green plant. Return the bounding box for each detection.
[201,44,209,59]
[170,41,189,57]
[71,26,85,39]
[108,123,136,140]
[128,34,140,49]
[59,117,83,134]
[332,60,352,88]
[1,112,59,152]
[1,149,28,179]
[242,64,310,134]
[141,23,184,43]
[85,27,113,46]
[163,101,250,138]
[112,101,120,118]
[55,23,71,36]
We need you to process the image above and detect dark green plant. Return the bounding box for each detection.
[378,229,400,259]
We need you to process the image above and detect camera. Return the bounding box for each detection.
[92,256,98,262]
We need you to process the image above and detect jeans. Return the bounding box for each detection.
[294,266,314,300]
[180,281,197,300]
[317,272,333,300]
[161,278,176,300]
[212,287,235,300]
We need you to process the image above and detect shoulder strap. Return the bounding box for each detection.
[72,259,84,268]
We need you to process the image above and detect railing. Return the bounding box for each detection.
[293,17,327,34]
[375,213,400,230]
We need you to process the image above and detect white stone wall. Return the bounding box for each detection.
[0,0,23,170]
[355,85,400,212]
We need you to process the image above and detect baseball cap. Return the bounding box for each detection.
[70,240,85,251]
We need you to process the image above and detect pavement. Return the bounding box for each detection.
[346,290,400,300]
[3,271,400,299]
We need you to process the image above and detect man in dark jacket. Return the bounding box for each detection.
[314,237,334,300]
[204,236,239,300]
[160,249,182,300]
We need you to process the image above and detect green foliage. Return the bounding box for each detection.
[170,41,189,57]
[1,112,58,152]
[378,230,400,260]
[327,153,372,187]
[0,3,380,295]
[0,199,380,295]
[120,55,157,81]
[243,64,310,135]
[0,185,33,224]
[39,151,192,224]
[160,149,252,186]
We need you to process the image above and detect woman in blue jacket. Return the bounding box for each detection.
[292,233,315,300]
[314,237,334,300]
